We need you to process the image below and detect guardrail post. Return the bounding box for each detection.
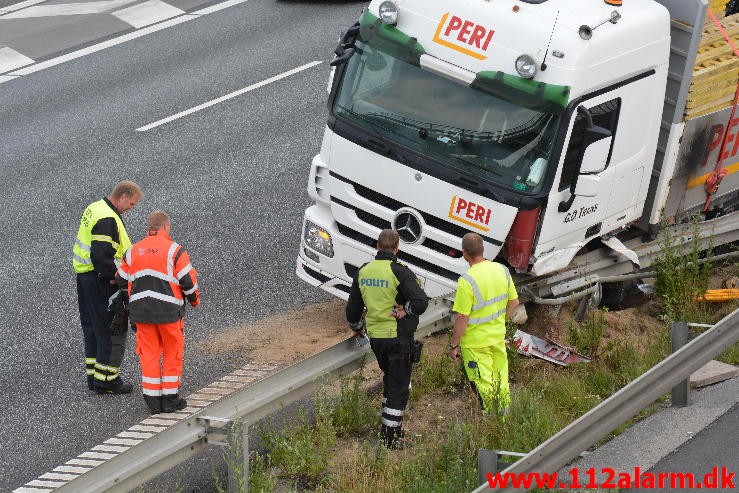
[671,321,690,407]
[478,450,526,485]
[228,421,249,493]
[477,449,497,485]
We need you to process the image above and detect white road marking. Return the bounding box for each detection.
[187,399,213,407]
[14,364,279,491]
[141,417,180,426]
[129,424,167,432]
[112,0,185,28]
[67,458,104,467]
[211,380,244,388]
[0,0,48,15]
[198,386,235,395]
[190,0,248,15]
[1,0,137,18]
[54,465,92,474]
[136,60,323,131]
[79,451,117,460]
[105,437,144,446]
[27,481,65,488]
[118,430,156,439]
[187,392,223,401]
[222,373,257,380]
[0,47,34,74]
[92,444,129,452]
[39,472,78,481]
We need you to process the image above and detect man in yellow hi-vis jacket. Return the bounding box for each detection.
[448,232,518,415]
[72,181,142,394]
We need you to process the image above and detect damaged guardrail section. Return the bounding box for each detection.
[55,298,453,493]
[473,308,739,493]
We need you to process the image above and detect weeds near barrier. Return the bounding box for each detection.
[653,218,713,323]
[409,346,466,400]
[324,370,377,437]
[567,308,606,357]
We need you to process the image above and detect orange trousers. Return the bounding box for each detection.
[135,319,185,397]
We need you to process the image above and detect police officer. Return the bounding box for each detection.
[346,229,428,449]
[448,232,519,415]
[72,181,142,394]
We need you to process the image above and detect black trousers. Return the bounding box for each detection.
[76,272,127,384]
[371,336,412,426]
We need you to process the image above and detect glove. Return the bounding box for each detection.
[348,319,365,332]
[190,296,200,307]
[107,290,128,314]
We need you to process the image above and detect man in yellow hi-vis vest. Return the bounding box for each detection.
[72,181,142,394]
[449,232,518,415]
[346,229,428,449]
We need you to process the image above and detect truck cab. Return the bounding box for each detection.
[297,0,671,299]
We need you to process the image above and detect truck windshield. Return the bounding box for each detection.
[333,18,567,194]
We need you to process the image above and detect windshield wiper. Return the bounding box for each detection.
[338,106,405,162]
[449,155,503,176]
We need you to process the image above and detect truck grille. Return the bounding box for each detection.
[332,195,466,260]
[337,223,461,281]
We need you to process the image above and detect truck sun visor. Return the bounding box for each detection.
[472,71,570,114]
[359,10,425,66]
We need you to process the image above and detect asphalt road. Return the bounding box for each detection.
[0,0,365,490]
[628,403,738,492]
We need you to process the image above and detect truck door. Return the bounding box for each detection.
[534,69,663,274]
[534,94,621,267]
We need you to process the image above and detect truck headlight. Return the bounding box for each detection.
[515,54,537,79]
[303,221,334,258]
[379,1,398,25]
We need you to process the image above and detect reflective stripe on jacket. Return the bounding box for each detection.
[72,199,131,274]
[117,230,199,323]
[454,261,517,349]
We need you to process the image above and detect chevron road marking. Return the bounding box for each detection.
[0,0,48,15]
[0,0,138,18]
[112,0,185,29]
[0,0,252,79]
[0,47,34,73]
[11,363,277,492]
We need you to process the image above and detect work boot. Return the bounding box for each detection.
[95,378,133,395]
[161,394,187,413]
[144,395,162,414]
[380,424,398,449]
[87,376,95,391]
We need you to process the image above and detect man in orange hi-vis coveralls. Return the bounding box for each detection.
[116,210,200,414]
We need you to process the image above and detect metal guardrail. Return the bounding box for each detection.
[473,307,739,493]
[56,298,453,492]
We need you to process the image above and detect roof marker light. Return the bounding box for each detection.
[378,1,398,26]
[515,54,537,79]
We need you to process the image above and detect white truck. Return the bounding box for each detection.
[296,0,739,301]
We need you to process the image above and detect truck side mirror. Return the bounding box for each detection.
[574,174,600,197]
[330,48,356,67]
[558,106,613,211]
[578,128,612,174]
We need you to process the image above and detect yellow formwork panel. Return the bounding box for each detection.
[693,55,739,83]
[685,96,736,119]
[686,85,737,108]
[700,13,739,46]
